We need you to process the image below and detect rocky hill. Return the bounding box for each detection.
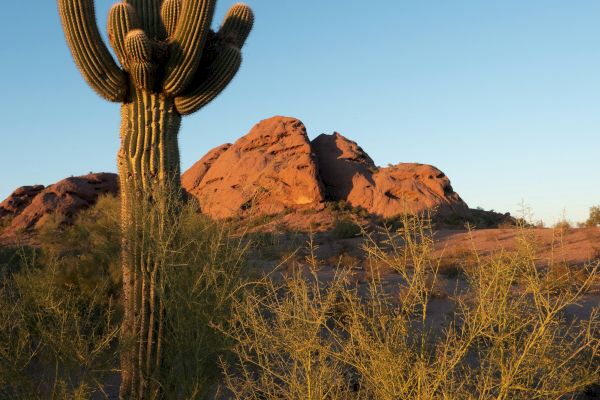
[182,116,469,219]
[1,116,475,236]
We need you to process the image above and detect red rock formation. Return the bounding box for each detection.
[181,143,231,200]
[182,116,325,218]
[312,132,468,217]
[311,132,375,201]
[2,117,471,235]
[1,173,118,235]
[0,185,45,218]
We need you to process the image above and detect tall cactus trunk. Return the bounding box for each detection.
[57,0,254,396]
[117,88,182,399]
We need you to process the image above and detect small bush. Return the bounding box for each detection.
[0,216,12,233]
[586,205,600,227]
[554,219,572,232]
[331,218,361,239]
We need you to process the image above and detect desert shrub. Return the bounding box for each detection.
[223,213,600,399]
[586,205,600,227]
[157,203,251,398]
[0,196,123,397]
[0,216,12,233]
[0,194,252,398]
[554,219,572,232]
[0,257,119,398]
[327,252,361,270]
[331,218,361,239]
[37,194,121,300]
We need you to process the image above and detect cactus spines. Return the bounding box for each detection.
[124,29,157,91]
[57,0,254,397]
[130,61,157,91]
[125,29,154,62]
[108,3,139,69]
[58,0,127,102]
[162,0,216,96]
[219,2,255,48]
[175,45,242,115]
[126,0,165,39]
[161,0,181,39]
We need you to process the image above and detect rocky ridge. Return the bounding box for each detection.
[1,116,472,236]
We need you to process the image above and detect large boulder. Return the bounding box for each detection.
[1,173,118,235]
[0,185,45,218]
[182,116,325,218]
[181,143,232,197]
[311,132,375,201]
[312,132,468,217]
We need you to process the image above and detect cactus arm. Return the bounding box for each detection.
[108,3,140,70]
[218,3,254,48]
[58,0,127,102]
[174,45,241,116]
[126,0,164,39]
[125,29,158,91]
[173,3,253,115]
[161,0,181,39]
[162,0,216,96]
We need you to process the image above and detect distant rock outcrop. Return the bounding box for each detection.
[312,132,469,218]
[182,116,325,218]
[1,116,473,236]
[1,173,118,235]
[0,185,45,218]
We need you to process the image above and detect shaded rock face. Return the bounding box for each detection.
[182,116,325,219]
[311,132,375,201]
[312,132,468,218]
[0,185,45,218]
[1,173,118,235]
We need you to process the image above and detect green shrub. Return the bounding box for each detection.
[0,257,119,398]
[331,218,361,239]
[586,205,600,227]
[158,204,250,398]
[37,194,121,300]
[0,196,251,398]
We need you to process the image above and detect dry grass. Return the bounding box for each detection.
[221,213,600,400]
[0,201,598,398]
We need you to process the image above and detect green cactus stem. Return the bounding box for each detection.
[57,0,254,397]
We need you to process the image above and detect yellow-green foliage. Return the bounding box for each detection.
[0,253,119,399]
[157,202,251,398]
[223,214,600,400]
[586,205,600,227]
[0,197,252,399]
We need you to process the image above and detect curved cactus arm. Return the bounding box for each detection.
[108,3,140,70]
[174,45,241,116]
[161,0,181,39]
[58,0,128,102]
[163,0,216,97]
[218,3,254,48]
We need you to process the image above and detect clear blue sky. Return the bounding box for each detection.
[1,1,599,224]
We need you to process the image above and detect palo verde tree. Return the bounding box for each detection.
[57,0,254,397]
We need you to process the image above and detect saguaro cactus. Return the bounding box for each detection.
[57,0,253,397]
